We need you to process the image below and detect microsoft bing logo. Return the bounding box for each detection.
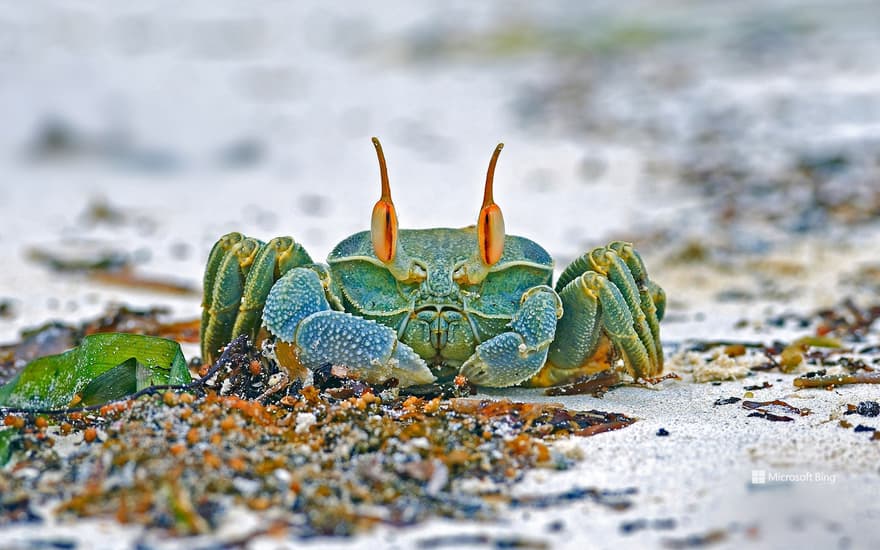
[750,469,836,485]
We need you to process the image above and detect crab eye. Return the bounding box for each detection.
[452,265,467,283]
[370,137,398,263]
[477,143,506,266]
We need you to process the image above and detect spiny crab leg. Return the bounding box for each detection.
[262,266,435,387]
[459,286,562,387]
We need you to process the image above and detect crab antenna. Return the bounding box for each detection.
[477,143,506,266]
[371,137,398,263]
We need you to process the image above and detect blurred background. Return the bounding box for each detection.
[0,0,879,343]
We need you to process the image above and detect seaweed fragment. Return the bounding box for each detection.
[713,397,741,406]
[544,370,621,396]
[90,268,197,296]
[794,371,880,388]
[741,399,810,416]
[849,401,880,417]
[417,533,549,549]
[509,487,636,511]
[746,411,793,422]
[662,528,727,548]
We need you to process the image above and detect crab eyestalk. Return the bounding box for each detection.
[370,137,398,263]
[477,143,506,266]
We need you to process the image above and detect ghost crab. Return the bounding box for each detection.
[201,139,666,388]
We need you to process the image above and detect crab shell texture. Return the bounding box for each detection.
[327,226,552,377]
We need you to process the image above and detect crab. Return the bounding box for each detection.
[200,138,666,388]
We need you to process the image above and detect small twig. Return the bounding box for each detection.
[545,370,621,397]
[794,371,880,388]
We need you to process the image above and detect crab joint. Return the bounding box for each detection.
[370,137,398,263]
[478,143,506,266]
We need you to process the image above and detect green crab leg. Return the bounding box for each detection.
[201,237,262,364]
[648,280,666,322]
[555,242,664,373]
[230,237,313,344]
[459,286,562,388]
[200,232,244,354]
[608,241,665,362]
[201,234,314,364]
[548,271,654,381]
[263,267,435,387]
[586,246,659,370]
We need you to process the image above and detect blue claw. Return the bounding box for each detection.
[263,267,434,387]
[459,286,562,387]
[262,268,330,341]
[296,311,434,386]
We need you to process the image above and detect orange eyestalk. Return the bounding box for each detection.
[477,143,506,266]
[370,137,398,263]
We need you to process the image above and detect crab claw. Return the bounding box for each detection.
[263,266,435,387]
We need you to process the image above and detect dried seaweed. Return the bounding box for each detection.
[844,401,880,417]
[794,372,880,388]
[544,370,621,396]
[741,399,810,416]
[713,397,741,406]
[90,268,197,296]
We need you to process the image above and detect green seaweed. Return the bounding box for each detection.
[0,333,190,410]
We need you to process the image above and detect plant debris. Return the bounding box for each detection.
[741,399,810,417]
[620,517,677,535]
[89,268,198,296]
[544,370,621,396]
[1,306,200,386]
[746,411,794,422]
[417,533,549,549]
[845,401,880,417]
[662,528,728,549]
[713,397,741,406]
[0,337,637,538]
[27,246,130,273]
[27,244,197,295]
[794,372,880,389]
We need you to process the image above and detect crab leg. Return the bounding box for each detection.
[543,270,656,384]
[201,232,243,352]
[556,245,661,371]
[201,233,313,364]
[201,236,262,364]
[263,267,435,387]
[459,286,562,387]
[608,241,665,360]
[230,236,314,342]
